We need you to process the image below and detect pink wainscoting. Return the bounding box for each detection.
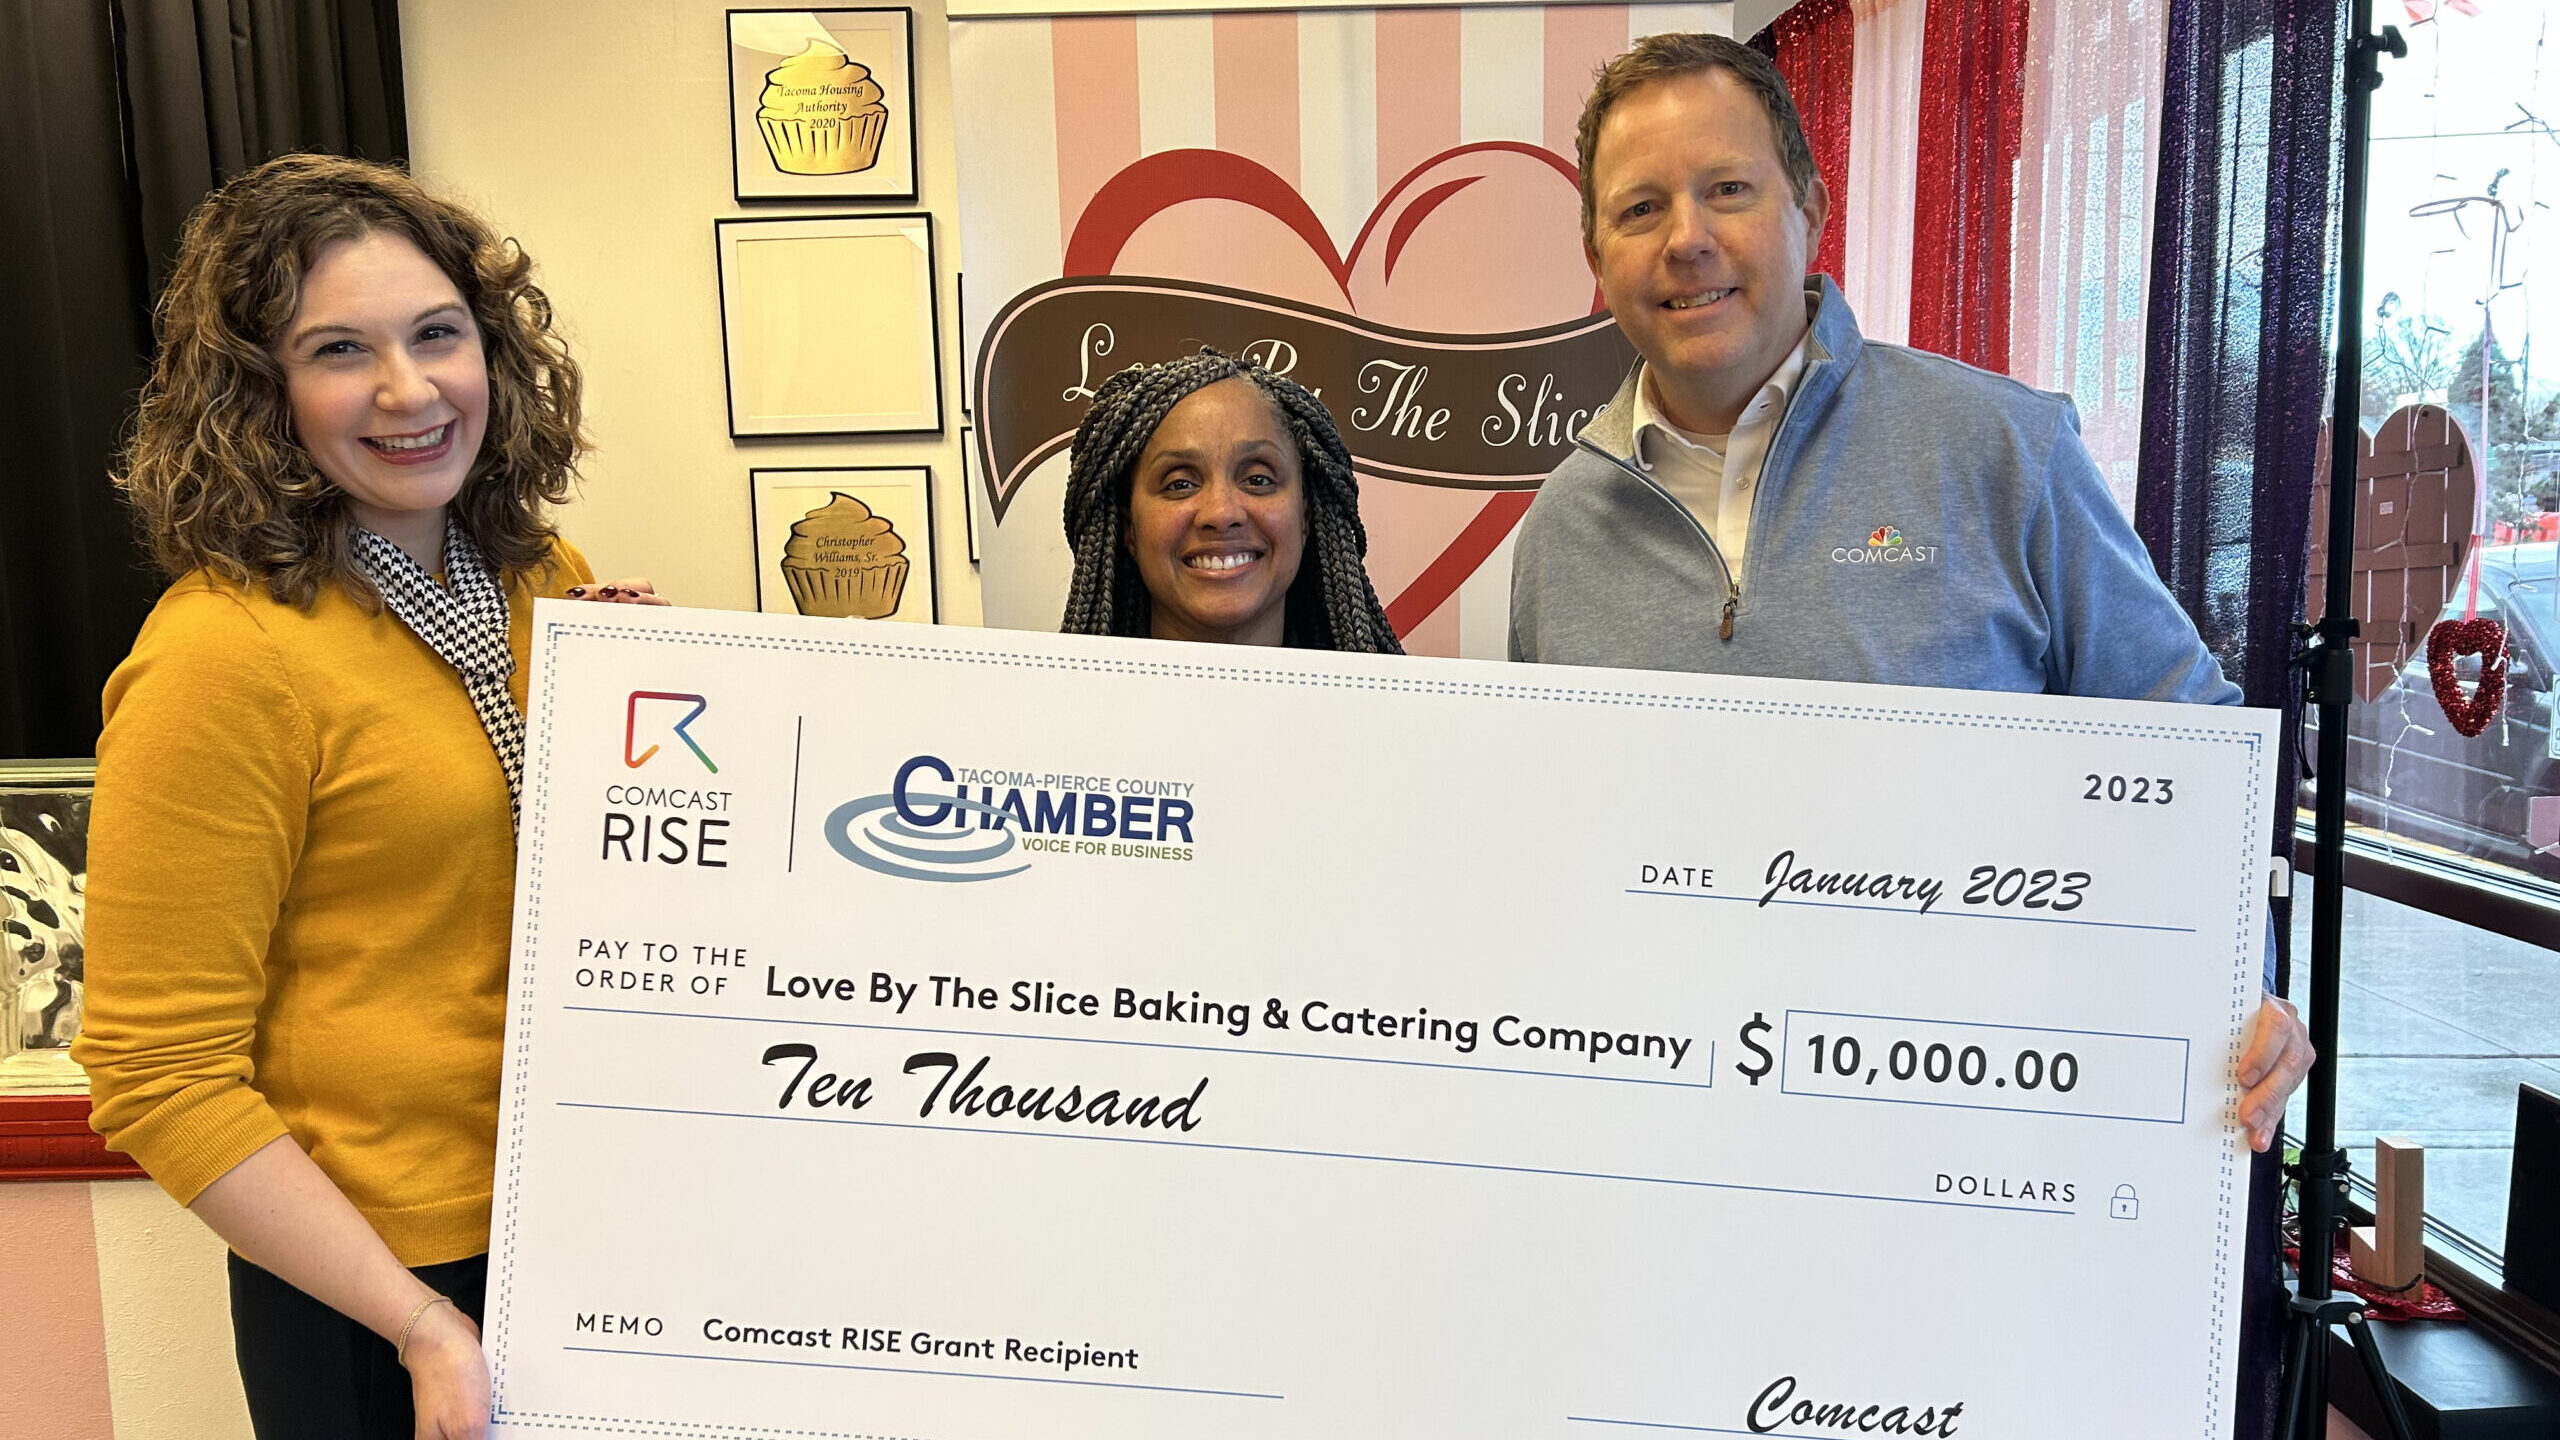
[0,1181,115,1440]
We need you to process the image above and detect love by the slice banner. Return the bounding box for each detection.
[972,275,1637,523]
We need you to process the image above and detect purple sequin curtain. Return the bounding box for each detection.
[2137,0,2344,944]
[2134,2,2346,1435]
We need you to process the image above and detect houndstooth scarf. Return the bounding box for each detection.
[349,518,524,827]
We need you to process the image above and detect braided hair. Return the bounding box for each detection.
[1060,348,1404,654]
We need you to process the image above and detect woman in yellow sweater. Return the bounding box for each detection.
[75,154,656,1440]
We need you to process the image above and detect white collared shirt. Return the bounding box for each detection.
[1629,326,1813,589]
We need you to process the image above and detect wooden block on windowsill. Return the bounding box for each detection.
[2350,1136,2426,1291]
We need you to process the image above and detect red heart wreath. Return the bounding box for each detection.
[2426,617,2508,738]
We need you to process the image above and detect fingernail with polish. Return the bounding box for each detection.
[567,586,588,597]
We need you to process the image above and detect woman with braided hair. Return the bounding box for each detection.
[1060,349,1403,653]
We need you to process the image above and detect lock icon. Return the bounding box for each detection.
[2110,1184,2140,1220]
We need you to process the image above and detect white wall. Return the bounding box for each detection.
[1728,0,1800,42]
[90,1181,252,1440]
[402,0,983,624]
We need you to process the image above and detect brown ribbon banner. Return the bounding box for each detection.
[972,276,1638,523]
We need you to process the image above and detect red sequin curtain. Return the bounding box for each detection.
[1906,0,2028,368]
[1757,0,1854,286]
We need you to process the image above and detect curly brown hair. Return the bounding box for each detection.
[115,152,587,607]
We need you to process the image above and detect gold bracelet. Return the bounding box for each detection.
[396,1293,453,1365]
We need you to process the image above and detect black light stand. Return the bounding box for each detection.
[2274,3,2415,1438]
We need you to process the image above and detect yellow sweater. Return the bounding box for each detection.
[75,541,593,1266]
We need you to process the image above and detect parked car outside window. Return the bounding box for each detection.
[2310,543,2560,885]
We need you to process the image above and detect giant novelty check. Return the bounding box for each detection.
[487,604,2276,1440]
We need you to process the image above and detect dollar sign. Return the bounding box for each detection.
[1735,1012,1773,1086]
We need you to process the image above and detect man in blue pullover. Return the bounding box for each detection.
[1508,32,2311,1142]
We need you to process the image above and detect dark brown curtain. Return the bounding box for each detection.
[0,0,406,760]
[0,2,157,764]
[120,0,408,293]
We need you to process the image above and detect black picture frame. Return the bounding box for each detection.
[715,213,947,438]
[960,424,981,564]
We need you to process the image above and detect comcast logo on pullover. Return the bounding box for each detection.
[1832,525,1940,565]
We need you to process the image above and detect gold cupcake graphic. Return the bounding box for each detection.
[757,40,889,175]
[782,493,909,619]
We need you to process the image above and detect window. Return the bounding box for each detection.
[2298,2,2560,1301]
[2281,882,2552,1266]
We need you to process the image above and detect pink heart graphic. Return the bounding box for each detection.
[1064,144,1600,647]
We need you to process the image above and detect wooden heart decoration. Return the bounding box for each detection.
[2427,616,2507,737]
[2307,406,2478,703]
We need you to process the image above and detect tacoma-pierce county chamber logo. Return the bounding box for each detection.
[1832,524,1940,565]
[825,754,1197,883]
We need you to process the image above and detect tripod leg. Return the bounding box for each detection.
[2275,1319,2318,1440]
[2344,1312,2421,1440]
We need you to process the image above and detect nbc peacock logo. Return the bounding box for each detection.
[1868,525,1903,548]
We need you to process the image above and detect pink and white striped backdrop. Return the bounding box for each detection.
[956,3,1729,655]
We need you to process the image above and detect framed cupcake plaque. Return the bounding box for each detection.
[750,467,938,623]
[727,9,918,202]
